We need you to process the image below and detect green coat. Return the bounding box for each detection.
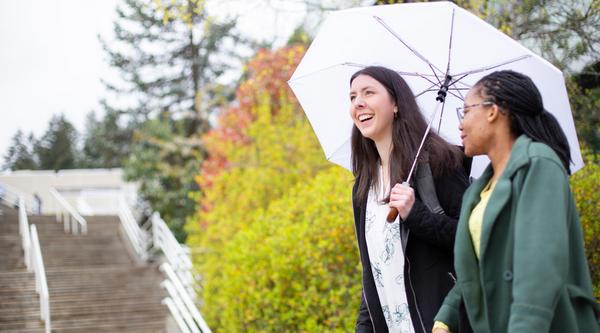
[435,135,600,333]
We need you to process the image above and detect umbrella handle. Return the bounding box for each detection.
[386,181,410,223]
[386,208,399,223]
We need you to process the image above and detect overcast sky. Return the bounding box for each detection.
[0,0,347,162]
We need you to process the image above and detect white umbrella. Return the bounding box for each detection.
[288,1,583,179]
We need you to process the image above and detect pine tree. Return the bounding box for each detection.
[3,130,37,170]
[100,0,240,135]
[34,114,78,171]
[80,109,133,168]
[100,0,243,239]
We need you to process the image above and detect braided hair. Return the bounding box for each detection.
[473,70,572,172]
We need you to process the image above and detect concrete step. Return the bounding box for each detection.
[51,314,166,332]
[0,223,19,233]
[0,321,44,332]
[0,210,169,332]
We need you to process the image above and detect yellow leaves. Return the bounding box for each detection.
[152,0,206,28]
[187,45,360,331]
[570,149,600,298]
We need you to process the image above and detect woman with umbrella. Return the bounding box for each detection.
[433,70,600,333]
[349,66,470,333]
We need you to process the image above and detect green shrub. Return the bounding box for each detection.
[570,150,600,299]
[199,167,361,332]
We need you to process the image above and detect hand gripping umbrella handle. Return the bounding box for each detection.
[386,82,448,223]
[386,181,410,223]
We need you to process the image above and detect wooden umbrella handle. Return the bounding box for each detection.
[386,181,410,223]
[386,208,399,223]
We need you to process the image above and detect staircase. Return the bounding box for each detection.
[0,204,43,333]
[0,205,169,332]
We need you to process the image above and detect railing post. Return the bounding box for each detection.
[30,225,51,333]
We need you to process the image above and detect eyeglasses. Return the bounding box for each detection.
[456,101,494,121]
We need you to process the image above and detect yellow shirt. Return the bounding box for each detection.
[468,179,497,259]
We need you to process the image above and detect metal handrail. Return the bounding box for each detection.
[160,263,211,333]
[30,224,51,333]
[1,182,36,213]
[151,213,194,294]
[48,188,87,234]
[162,281,201,333]
[18,196,32,269]
[117,196,150,261]
[162,297,192,333]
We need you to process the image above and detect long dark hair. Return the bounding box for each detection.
[350,66,463,204]
[473,70,571,171]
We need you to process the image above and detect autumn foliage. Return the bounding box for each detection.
[185,45,361,331]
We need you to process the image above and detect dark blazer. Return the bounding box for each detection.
[353,164,469,333]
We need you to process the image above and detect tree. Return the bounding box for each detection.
[3,130,37,170]
[101,0,244,238]
[570,61,600,152]
[101,0,240,134]
[124,113,202,241]
[185,45,363,330]
[80,109,133,168]
[34,114,78,171]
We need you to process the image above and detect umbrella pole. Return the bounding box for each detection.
[386,75,452,222]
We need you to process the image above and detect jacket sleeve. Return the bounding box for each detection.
[356,292,374,333]
[434,283,462,332]
[508,158,570,332]
[402,169,468,250]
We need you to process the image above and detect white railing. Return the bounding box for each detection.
[48,188,87,235]
[117,196,150,261]
[162,298,192,333]
[0,182,37,214]
[17,197,50,333]
[18,196,32,269]
[149,212,210,332]
[160,263,211,333]
[30,224,51,333]
[151,213,195,294]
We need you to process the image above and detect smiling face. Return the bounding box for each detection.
[459,88,494,157]
[349,74,396,144]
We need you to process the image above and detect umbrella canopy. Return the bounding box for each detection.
[288,1,583,178]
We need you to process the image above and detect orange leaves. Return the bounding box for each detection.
[195,45,307,193]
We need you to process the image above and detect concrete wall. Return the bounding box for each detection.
[0,169,138,214]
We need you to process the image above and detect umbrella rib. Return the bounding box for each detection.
[345,62,441,88]
[447,90,464,101]
[445,8,456,76]
[414,82,440,98]
[416,87,468,97]
[345,62,439,79]
[452,54,532,77]
[449,73,470,88]
[287,63,346,83]
[372,15,444,83]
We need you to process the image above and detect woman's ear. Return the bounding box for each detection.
[486,104,501,123]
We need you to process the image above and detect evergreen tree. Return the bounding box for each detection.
[34,114,78,171]
[100,0,240,134]
[80,109,133,168]
[100,0,244,239]
[3,130,37,170]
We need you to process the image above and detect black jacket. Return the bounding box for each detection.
[353,166,469,333]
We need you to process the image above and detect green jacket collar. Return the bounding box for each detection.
[456,135,532,271]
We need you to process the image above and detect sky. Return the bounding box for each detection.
[0,0,354,162]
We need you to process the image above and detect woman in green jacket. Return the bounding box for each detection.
[433,70,599,333]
